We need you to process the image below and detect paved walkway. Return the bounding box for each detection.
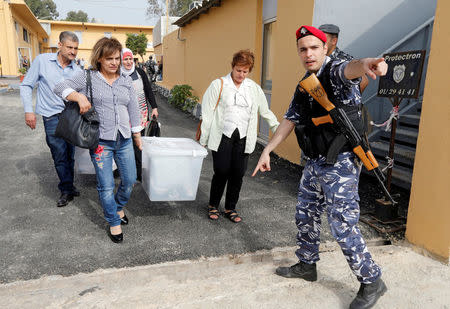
[1,89,448,308]
[1,243,449,308]
[0,77,20,92]
[0,90,382,284]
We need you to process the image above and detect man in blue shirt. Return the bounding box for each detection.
[253,26,388,309]
[20,31,82,207]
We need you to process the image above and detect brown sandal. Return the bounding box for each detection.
[224,210,241,223]
[208,205,219,220]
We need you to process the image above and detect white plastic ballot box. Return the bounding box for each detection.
[74,147,117,174]
[141,137,208,201]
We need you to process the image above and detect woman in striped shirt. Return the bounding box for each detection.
[54,37,142,243]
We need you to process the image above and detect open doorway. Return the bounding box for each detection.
[258,19,276,143]
[18,47,32,72]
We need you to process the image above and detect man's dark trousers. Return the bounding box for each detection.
[42,114,76,194]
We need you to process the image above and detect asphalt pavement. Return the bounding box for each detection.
[0,87,381,284]
[0,83,449,308]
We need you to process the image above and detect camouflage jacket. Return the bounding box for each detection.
[330,46,354,61]
[284,57,362,125]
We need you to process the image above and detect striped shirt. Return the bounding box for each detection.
[54,70,142,141]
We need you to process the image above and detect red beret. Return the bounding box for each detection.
[296,25,327,43]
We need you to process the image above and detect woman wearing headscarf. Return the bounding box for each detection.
[54,37,141,243]
[200,50,279,223]
[121,48,158,181]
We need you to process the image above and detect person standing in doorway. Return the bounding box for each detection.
[20,31,82,207]
[157,60,163,81]
[22,55,29,71]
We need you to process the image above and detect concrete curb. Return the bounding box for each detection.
[1,242,449,308]
[0,239,388,288]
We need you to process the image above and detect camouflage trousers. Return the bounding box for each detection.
[295,152,382,284]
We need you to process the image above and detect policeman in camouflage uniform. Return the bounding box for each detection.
[253,26,388,309]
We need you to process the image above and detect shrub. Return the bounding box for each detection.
[169,84,199,112]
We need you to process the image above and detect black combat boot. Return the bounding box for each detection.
[349,278,387,309]
[275,261,317,281]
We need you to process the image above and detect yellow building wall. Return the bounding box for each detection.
[162,30,185,89]
[405,0,450,262]
[45,22,154,67]
[0,1,17,76]
[11,8,43,61]
[269,0,315,163]
[154,44,163,62]
[0,1,47,76]
[161,0,263,99]
[160,0,315,162]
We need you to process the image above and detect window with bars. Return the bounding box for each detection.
[23,28,29,43]
[261,21,275,91]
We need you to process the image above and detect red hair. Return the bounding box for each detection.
[231,49,255,72]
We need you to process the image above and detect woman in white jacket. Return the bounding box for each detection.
[200,50,279,222]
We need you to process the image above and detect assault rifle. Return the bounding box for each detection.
[299,74,396,205]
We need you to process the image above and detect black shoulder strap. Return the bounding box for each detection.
[86,69,93,104]
[319,60,334,94]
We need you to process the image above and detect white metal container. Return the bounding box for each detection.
[142,137,208,201]
[74,147,117,174]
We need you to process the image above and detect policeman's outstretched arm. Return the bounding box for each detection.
[344,58,388,80]
[360,74,369,93]
[252,119,295,176]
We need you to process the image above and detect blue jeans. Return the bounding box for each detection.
[90,133,136,227]
[42,114,76,194]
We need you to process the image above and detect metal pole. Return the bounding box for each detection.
[165,0,169,36]
[386,96,402,194]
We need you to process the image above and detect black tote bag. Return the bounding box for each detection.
[146,115,161,137]
[55,69,100,149]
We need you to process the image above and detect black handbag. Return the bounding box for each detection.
[55,69,100,149]
[146,115,161,137]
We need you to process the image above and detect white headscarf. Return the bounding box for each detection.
[121,48,135,76]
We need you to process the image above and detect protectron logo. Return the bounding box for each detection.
[393,64,406,83]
